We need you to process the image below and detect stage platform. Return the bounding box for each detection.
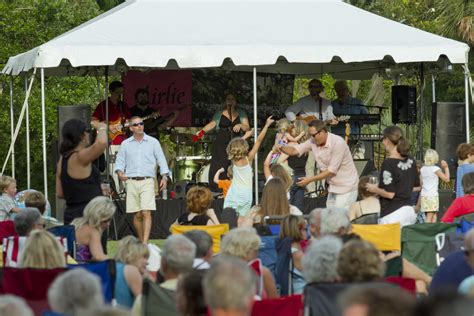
[110,196,327,240]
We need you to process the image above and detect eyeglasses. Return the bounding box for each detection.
[309,131,322,138]
[131,122,144,127]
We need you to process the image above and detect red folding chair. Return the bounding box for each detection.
[0,220,17,244]
[252,294,303,316]
[2,267,66,316]
[384,276,416,296]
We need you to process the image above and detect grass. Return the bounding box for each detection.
[107,239,166,257]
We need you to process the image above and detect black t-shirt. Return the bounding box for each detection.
[287,154,307,177]
[130,105,165,137]
[379,156,420,217]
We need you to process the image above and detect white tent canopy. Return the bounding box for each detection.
[2,0,470,78]
[1,0,471,203]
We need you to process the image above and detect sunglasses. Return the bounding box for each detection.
[309,131,322,138]
[131,122,144,127]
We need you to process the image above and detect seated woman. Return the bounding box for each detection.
[221,227,279,298]
[242,177,302,227]
[176,186,219,226]
[348,176,380,221]
[72,196,116,262]
[279,215,307,294]
[114,235,150,309]
[19,229,66,269]
[441,172,474,223]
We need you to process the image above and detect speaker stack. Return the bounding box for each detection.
[392,86,417,124]
[431,102,467,175]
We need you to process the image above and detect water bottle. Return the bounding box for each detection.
[162,188,168,200]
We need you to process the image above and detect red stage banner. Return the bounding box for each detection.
[122,70,192,126]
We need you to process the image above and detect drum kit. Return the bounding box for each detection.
[173,132,212,183]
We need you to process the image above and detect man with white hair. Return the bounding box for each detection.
[204,256,257,316]
[14,207,45,236]
[309,207,351,239]
[0,295,33,316]
[160,234,196,291]
[302,235,343,283]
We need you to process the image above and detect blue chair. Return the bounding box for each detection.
[68,260,116,303]
[258,235,279,278]
[48,225,76,258]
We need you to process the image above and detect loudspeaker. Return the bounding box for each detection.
[431,102,466,175]
[173,180,195,199]
[438,189,456,220]
[354,159,377,177]
[392,86,417,124]
[57,105,91,145]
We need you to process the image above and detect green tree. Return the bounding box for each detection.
[0,1,104,200]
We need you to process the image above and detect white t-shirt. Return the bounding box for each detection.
[420,165,441,197]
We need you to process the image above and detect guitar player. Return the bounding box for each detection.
[285,78,338,196]
[92,80,131,191]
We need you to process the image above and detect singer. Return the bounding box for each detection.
[195,92,250,192]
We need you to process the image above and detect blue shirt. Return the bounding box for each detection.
[115,134,170,177]
[430,251,473,294]
[331,96,369,135]
[456,164,474,197]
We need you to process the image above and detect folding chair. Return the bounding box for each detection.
[141,278,177,316]
[401,223,457,275]
[2,267,66,316]
[0,220,17,244]
[274,237,305,296]
[48,225,76,258]
[251,294,303,316]
[303,282,352,316]
[454,212,474,223]
[68,259,116,303]
[258,235,279,279]
[351,213,379,225]
[3,236,69,268]
[170,224,229,254]
[384,276,416,295]
[352,223,401,251]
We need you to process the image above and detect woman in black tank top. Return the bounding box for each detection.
[56,119,108,224]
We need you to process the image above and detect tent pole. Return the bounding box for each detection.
[40,68,48,200]
[431,75,436,103]
[1,70,36,175]
[417,63,425,160]
[253,67,258,204]
[105,67,110,181]
[25,75,31,189]
[9,76,15,178]
[464,64,471,142]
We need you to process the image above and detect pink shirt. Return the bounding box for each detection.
[294,133,358,194]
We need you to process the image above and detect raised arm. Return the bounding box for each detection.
[248,116,275,162]
[213,168,225,184]
[76,121,108,166]
[286,131,305,143]
[436,160,451,183]
[263,151,273,180]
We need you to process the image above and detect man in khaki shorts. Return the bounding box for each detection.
[115,116,170,244]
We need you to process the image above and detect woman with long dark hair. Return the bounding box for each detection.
[195,92,250,192]
[56,119,108,224]
[366,126,419,227]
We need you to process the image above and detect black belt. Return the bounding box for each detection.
[128,177,152,181]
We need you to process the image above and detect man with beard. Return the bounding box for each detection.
[130,88,178,138]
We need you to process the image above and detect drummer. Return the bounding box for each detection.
[130,88,179,138]
[195,92,250,192]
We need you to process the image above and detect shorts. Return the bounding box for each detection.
[126,178,156,213]
[379,205,416,227]
[421,196,439,213]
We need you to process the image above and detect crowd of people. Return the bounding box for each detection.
[0,79,473,316]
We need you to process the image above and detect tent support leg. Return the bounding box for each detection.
[25,75,31,189]
[463,64,471,143]
[40,68,48,200]
[9,76,15,178]
[417,63,425,160]
[253,67,259,204]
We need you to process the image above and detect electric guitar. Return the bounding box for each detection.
[296,115,351,125]
[106,111,162,141]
